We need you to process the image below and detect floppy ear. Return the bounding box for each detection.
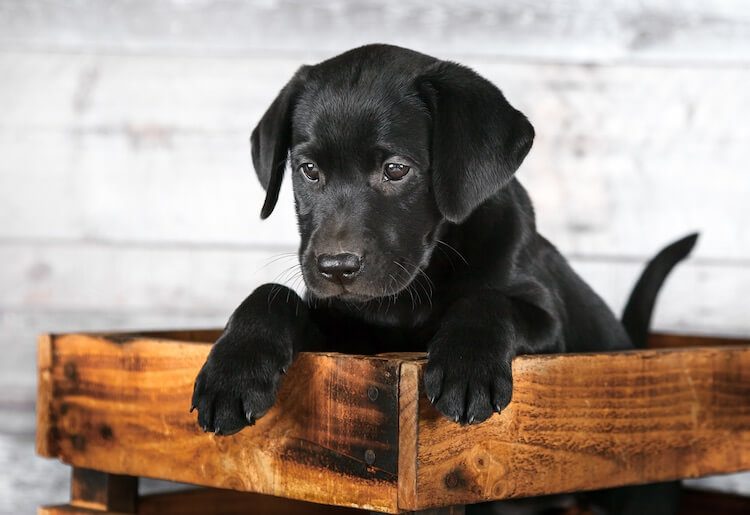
[251,66,308,219]
[417,61,534,223]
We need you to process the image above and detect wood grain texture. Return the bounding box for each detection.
[1,310,225,400]
[37,334,55,456]
[648,332,750,349]
[38,506,130,515]
[3,1,749,64]
[398,361,420,511]
[37,334,402,512]
[37,331,750,512]
[403,344,750,510]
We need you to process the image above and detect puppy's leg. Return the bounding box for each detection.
[191,283,321,435]
[424,285,560,424]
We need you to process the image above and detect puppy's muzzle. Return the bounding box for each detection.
[317,252,362,283]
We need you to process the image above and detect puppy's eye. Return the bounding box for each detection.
[298,163,320,182]
[383,163,411,181]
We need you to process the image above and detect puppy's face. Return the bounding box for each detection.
[251,45,535,303]
[289,78,442,301]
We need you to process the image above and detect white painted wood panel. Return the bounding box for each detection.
[2,1,750,64]
[0,129,301,247]
[0,243,303,314]
[0,432,189,514]
[1,52,748,259]
[1,242,746,335]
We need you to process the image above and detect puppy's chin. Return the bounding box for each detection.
[303,280,382,303]
[303,271,421,304]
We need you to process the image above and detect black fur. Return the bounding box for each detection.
[192,44,696,511]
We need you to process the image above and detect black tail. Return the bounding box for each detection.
[621,233,699,348]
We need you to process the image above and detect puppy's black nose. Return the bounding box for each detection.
[317,253,362,281]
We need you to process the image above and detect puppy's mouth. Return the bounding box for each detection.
[302,257,427,303]
[335,289,377,302]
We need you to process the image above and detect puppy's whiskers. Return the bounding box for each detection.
[434,244,457,270]
[271,262,302,286]
[393,260,423,311]
[402,258,434,310]
[259,252,299,270]
[268,265,296,305]
[436,239,469,266]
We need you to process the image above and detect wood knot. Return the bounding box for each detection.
[367,386,379,401]
[99,424,114,440]
[63,362,78,381]
[444,469,467,490]
[491,479,510,498]
[364,449,376,465]
[70,434,86,451]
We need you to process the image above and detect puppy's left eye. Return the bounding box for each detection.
[383,163,411,181]
[298,163,320,182]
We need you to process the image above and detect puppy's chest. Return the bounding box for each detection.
[317,302,439,353]
[330,322,433,354]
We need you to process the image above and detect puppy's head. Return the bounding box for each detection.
[251,45,533,302]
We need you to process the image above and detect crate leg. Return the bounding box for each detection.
[39,466,139,514]
[70,467,139,512]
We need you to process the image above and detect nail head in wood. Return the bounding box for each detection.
[368,385,379,401]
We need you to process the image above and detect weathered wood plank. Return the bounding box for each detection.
[36,334,55,457]
[38,506,130,515]
[648,332,750,349]
[1,52,748,259]
[398,362,420,510]
[37,331,750,512]
[37,334,402,512]
[0,309,225,403]
[2,1,750,64]
[403,344,750,510]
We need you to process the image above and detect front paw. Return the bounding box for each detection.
[191,331,292,436]
[423,341,513,425]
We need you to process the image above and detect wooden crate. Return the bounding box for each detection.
[36,331,750,513]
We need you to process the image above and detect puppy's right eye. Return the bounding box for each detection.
[298,163,320,182]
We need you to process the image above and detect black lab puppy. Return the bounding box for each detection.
[192,44,695,513]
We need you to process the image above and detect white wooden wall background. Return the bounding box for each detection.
[1,0,750,512]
